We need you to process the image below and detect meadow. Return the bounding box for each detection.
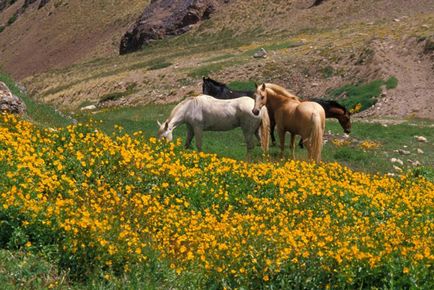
[1,71,434,289]
[0,111,433,289]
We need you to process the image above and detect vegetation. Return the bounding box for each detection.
[0,72,71,127]
[327,77,399,112]
[99,83,138,104]
[1,114,433,289]
[6,13,17,26]
[227,80,256,92]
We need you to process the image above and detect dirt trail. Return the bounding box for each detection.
[359,38,434,119]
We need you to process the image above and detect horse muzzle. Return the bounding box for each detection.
[252,108,260,116]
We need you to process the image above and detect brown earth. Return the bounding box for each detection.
[356,37,434,120]
[0,0,149,79]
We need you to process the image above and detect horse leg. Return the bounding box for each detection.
[185,124,194,149]
[278,128,286,159]
[290,133,296,160]
[270,118,276,146]
[243,130,256,162]
[255,128,261,146]
[193,127,203,152]
[298,137,304,149]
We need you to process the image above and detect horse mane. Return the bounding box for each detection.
[264,83,300,101]
[204,77,226,87]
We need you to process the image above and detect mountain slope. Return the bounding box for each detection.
[0,0,149,79]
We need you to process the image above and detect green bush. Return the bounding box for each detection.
[7,13,17,26]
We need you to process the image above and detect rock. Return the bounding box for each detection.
[295,0,326,9]
[120,0,226,54]
[390,158,404,166]
[393,165,403,172]
[0,82,26,115]
[398,149,411,155]
[407,159,421,167]
[80,105,97,111]
[417,148,424,154]
[414,136,428,142]
[253,48,267,59]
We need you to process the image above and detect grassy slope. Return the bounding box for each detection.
[0,72,70,127]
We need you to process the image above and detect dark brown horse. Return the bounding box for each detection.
[202,77,351,146]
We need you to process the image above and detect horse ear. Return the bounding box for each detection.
[261,83,266,90]
[157,120,162,126]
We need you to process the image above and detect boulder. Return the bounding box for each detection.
[0,82,26,115]
[120,0,227,55]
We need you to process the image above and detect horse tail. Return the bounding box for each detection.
[308,110,324,163]
[260,107,270,153]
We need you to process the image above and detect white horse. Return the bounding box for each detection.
[157,94,270,158]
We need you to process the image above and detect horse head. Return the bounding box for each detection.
[252,83,267,116]
[157,120,173,141]
[339,111,352,134]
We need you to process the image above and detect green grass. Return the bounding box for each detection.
[6,13,17,26]
[0,72,71,127]
[327,77,398,112]
[188,59,244,78]
[98,83,138,104]
[227,80,256,91]
[0,249,70,289]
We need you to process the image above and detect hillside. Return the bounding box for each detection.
[0,0,149,78]
[0,0,433,119]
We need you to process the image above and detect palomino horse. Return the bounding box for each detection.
[252,83,325,162]
[157,94,270,159]
[202,77,351,146]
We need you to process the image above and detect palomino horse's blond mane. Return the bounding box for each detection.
[264,83,300,102]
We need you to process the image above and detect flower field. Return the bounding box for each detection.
[0,113,433,289]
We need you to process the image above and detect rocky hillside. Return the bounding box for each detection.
[0,0,433,119]
[120,0,226,55]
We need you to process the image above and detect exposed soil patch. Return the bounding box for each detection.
[356,37,434,120]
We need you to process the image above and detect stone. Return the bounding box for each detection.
[80,105,97,111]
[253,48,268,59]
[414,136,427,143]
[417,148,424,154]
[407,159,421,167]
[390,158,404,166]
[0,82,26,115]
[393,165,403,172]
[398,149,411,155]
